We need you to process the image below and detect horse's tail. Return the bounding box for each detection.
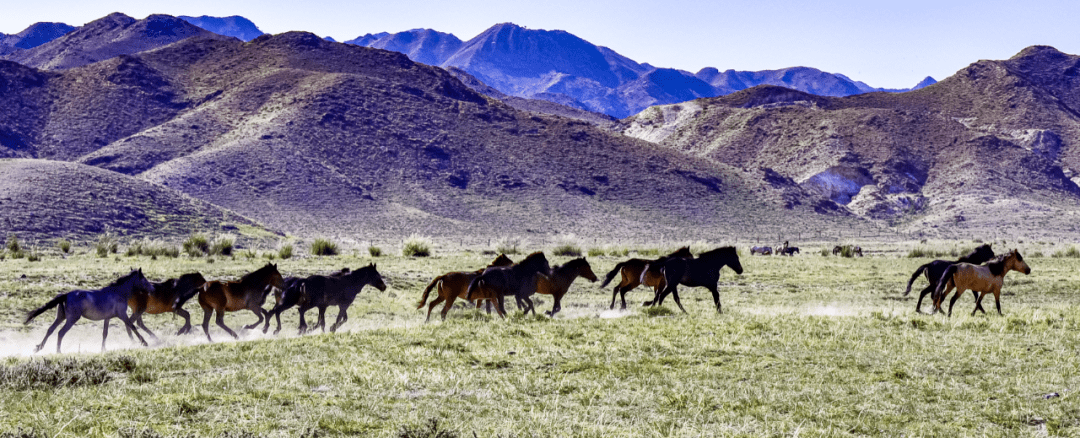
[933,265,959,304]
[417,275,445,309]
[599,262,627,288]
[25,293,66,324]
[903,263,931,296]
[174,283,204,309]
[465,276,484,301]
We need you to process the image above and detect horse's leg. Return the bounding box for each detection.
[993,288,1003,316]
[947,288,965,318]
[494,295,507,318]
[670,288,687,314]
[522,296,535,315]
[933,283,955,315]
[427,295,445,322]
[118,312,148,347]
[547,292,563,317]
[101,318,110,352]
[972,292,987,317]
[274,310,282,335]
[54,315,80,354]
[317,307,327,333]
[915,284,935,314]
[35,308,66,353]
[243,307,265,331]
[133,313,158,341]
[709,286,722,314]
[175,308,192,336]
[215,309,238,339]
[297,306,310,334]
[330,306,348,333]
[201,308,213,342]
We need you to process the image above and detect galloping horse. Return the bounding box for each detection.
[177,263,284,342]
[648,247,744,313]
[529,258,598,317]
[416,254,514,321]
[466,252,550,317]
[903,243,994,313]
[599,247,693,310]
[127,272,206,338]
[933,250,1030,317]
[291,264,387,333]
[264,268,350,334]
[26,269,154,353]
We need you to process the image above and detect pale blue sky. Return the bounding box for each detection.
[3,0,1078,89]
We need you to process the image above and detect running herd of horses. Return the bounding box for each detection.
[22,242,1030,354]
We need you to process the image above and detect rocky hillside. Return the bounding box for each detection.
[0,19,864,242]
[623,46,1080,237]
[0,22,75,56]
[179,15,264,41]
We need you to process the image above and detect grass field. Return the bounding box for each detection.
[1,244,1079,437]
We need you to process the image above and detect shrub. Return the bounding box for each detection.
[241,249,257,259]
[552,243,581,257]
[210,236,234,256]
[278,245,294,259]
[310,239,338,256]
[183,234,210,257]
[587,248,605,257]
[402,235,432,257]
[95,234,119,258]
[127,239,179,258]
[608,247,629,257]
[6,235,19,253]
[26,252,40,262]
[57,239,71,254]
[263,251,277,261]
[819,247,831,257]
[368,246,382,257]
[494,237,521,255]
[636,248,660,256]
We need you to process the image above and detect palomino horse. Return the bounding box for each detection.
[648,247,744,313]
[904,243,994,313]
[126,272,206,338]
[466,252,550,317]
[290,264,387,333]
[933,249,1030,317]
[416,254,514,321]
[25,269,154,353]
[599,247,693,310]
[532,257,598,317]
[177,263,284,342]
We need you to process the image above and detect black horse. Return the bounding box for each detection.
[26,269,154,353]
[264,268,350,334]
[599,247,693,310]
[779,247,800,256]
[268,264,386,334]
[903,243,994,313]
[647,247,744,313]
[466,252,550,317]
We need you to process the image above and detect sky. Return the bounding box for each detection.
[3,0,1079,89]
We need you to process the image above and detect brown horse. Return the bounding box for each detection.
[904,243,995,313]
[466,252,551,317]
[417,254,514,321]
[177,263,285,342]
[265,268,350,334]
[933,249,1030,317]
[533,257,598,317]
[599,247,693,310]
[293,264,387,333]
[126,273,206,338]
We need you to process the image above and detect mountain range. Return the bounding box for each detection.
[0,12,1077,244]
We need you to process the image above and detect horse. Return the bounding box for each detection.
[126,272,206,338]
[263,268,350,334]
[832,245,842,255]
[932,250,1030,317]
[465,252,551,317]
[25,269,154,353]
[750,246,773,256]
[527,258,598,317]
[599,247,693,310]
[779,247,800,256]
[416,254,514,321]
[176,263,284,342]
[648,247,744,313]
[903,243,994,313]
[289,264,387,333]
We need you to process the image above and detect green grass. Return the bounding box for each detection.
[310,239,338,256]
[1,249,1079,436]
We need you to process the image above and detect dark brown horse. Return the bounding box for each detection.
[265,268,350,334]
[126,272,206,338]
[26,269,153,353]
[903,243,994,313]
[933,250,1030,317]
[177,263,284,342]
[466,252,550,317]
[533,257,598,317]
[599,247,693,310]
[293,264,387,333]
[417,254,514,321]
[648,247,743,313]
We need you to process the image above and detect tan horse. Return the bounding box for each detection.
[933,250,1030,317]
[417,254,513,321]
[599,247,693,310]
[533,257,598,317]
[127,273,206,338]
[179,263,285,341]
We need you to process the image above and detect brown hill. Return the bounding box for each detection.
[4,13,218,71]
[0,159,267,241]
[623,46,1080,238]
[0,27,870,242]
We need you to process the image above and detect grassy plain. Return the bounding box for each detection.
[1,244,1079,437]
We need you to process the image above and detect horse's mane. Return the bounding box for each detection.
[958,244,994,264]
[699,246,737,259]
[667,247,693,258]
[985,250,1020,276]
[490,254,514,267]
[241,263,279,285]
[109,269,143,287]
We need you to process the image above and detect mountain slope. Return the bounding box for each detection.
[6,13,218,70]
[623,46,1080,237]
[179,15,264,41]
[361,29,463,66]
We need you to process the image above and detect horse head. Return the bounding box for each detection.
[1005,249,1031,275]
[363,263,388,291]
[521,252,551,273]
[572,258,598,282]
[490,253,514,267]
